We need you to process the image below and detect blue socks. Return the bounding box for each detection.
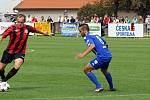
[86,72,102,88]
[86,72,114,89]
[105,73,114,89]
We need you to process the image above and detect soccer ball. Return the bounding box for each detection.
[0,82,10,92]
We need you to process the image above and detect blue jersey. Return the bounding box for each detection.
[84,32,112,59]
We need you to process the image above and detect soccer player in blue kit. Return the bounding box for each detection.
[76,24,116,92]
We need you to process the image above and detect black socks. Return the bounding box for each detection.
[0,70,5,80]
[2,68,18,82]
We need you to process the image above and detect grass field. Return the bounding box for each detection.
[0,36,150,100]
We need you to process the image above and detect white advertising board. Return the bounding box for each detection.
[0,22,13,34]
[87,23,101,36]
[108,23,143,37]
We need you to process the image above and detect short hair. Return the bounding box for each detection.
[79,24,89,31]
[16,14,26,22]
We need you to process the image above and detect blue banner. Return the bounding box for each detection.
[61,23,79,36]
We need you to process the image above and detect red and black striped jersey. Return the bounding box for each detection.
[2,24,37,54]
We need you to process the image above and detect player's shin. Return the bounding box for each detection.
[86,72,102,89]
[2,67,19,82]
[104,72,114,89]
[0,70,5,80]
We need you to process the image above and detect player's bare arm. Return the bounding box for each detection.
[0,36,3,43]
[35,30,49,36]
[76,44,95,59]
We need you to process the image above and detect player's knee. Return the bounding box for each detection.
[0,66,3,70]
[0,64,3,70]
[0,62,6,70]
[84,69,88,74]
[83,66,92,74]
[83,68,88,74]
[14,62,22,70]
[14,62,22,69]
[14,58,23,69]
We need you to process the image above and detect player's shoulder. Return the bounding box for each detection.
[86,33,93,37]
[84,35,91,39]
[10,24,15,28]
[7,24,16,30]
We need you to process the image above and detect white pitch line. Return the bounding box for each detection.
[115,77,150,81]
[31,93,150,100]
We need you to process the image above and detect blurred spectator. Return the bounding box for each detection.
[70,16,76,23]
[47,16,54,34]
[103,14,110,34]
[26,15,32,22]
[40,16,46,22]
[47,16,53,23]
[98,17,103,23]
[124,16,131,23]
[98,17,105,36]
[113,17,120,23]
[91,14,99,23]
[138,15,143,24]
[110,15,116,23]
[82,16,89,23]
[63,15,69,23]
[58,15,64,23]
[94,14,99,23]
[32,16,38,22]
[145,15,150,35]
[75,16,80,24]
[132,16,138,23]
[10,15,16,22]
[119,16,125,23]
[93,14,99,23]
[103,15,110,25]
[90,16,94,23]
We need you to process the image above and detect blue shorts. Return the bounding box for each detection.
[89,57,112,70]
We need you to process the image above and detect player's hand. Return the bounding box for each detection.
[43,32,49,36]
[75,53,83,59]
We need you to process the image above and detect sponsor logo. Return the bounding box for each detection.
[116,24,135,36]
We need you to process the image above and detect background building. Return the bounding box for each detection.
[14,0,96,22]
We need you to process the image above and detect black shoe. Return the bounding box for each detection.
[109,88,116,91]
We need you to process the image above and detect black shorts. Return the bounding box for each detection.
[0,50,25,64]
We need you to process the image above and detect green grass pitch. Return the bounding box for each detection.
[0,36,150,100]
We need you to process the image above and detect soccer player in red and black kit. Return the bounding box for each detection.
[0,14,48,87]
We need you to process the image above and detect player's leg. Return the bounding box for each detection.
[2,58,23,82]
[101,66,116,91]
[84,64,103,91]
[100,57,116,91]
[0,50,14,81]
[2,53,25,82]
[84,58,103,92]
[0,62,7,80]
